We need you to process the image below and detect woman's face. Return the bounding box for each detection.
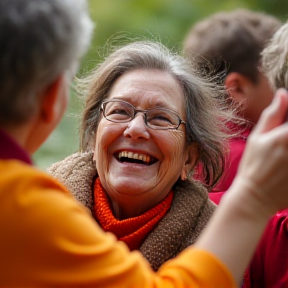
[94,68,197,217]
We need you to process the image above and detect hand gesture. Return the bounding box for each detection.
[235,88,288,215]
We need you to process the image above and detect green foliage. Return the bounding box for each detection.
[33,0,288,169]
[82,0,288,66]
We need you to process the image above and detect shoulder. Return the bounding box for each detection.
[0,159,69,195]
[244,210,288,288]
[250,210,288,257]
[174,180,216,212]
[48,152,97,210]
[262,210,288,256]
[140,180,216,270]
[0,160,130,285]
[0,158,98,239]
[263,210,288,242]
[48,151,96,179]
[0,159,90,235]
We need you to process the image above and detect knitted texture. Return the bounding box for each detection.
[48,152,96,212]
[94,177,174,250]
[48,152,216,271]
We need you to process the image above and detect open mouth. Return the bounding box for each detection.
[115,151,157,166]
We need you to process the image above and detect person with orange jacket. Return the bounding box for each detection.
[1,0,288,287]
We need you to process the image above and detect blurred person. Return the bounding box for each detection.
[183,9,281,204]
[244,21,288,288]
[1,0,288,286]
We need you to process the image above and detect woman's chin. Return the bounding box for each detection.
[107,177,154,197]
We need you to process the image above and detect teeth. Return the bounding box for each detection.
[118,151,152,164]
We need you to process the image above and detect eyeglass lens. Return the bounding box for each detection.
[103,100,181,129]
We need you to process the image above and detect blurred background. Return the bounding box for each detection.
[33,0,288,169]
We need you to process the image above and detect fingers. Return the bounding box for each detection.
[236,88,288,214]
[253,88,288,135]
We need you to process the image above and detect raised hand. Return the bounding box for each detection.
[235,88,288,215]
[194,89,288,285]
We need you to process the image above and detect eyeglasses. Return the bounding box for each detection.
[100,99,186,130]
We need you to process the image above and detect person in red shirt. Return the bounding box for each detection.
[244,210,288,288]
[243,21,288,288]
[183,9,281,203]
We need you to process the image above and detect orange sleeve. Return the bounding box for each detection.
[157,248,236,287]
[0,161,236,288]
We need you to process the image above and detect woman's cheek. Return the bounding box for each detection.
[95,122,124,174]
[96,122,119,149]
[160,131,186,161]
[94,125,109,169]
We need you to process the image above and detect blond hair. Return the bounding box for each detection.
[261,22,288,91]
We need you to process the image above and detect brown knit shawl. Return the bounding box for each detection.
[48,152,216,271]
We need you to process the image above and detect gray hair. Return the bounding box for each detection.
[261,22,288,91]
[77,40,237,188]
[0,0,94,125]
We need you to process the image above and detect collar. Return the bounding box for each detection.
[93,177,174,251]
[48,152,216,270]
[0,128,32,164]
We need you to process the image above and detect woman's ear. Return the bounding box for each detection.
[225,72,251,105]
[181,142,199,180]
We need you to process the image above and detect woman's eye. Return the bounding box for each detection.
[110,108,130,115]
[155,115,171,122]
[150,114,173,124]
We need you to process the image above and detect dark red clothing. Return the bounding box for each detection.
[209,125,251,205]
[0,128,31,163]
[243,209,288,288]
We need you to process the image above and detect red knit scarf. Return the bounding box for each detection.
[93,178,174,250]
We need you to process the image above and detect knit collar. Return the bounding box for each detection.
[93,177,174,251]
[48,152,216,271]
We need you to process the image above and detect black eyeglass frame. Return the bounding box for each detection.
[100,99,186,130]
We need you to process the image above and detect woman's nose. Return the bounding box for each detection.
[123,113,150,140]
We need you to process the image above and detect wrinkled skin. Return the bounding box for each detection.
[93,69,197,219]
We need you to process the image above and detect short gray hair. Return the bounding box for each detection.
[78,40,237,188]
[261,22,288,91]
[0,0,94,125]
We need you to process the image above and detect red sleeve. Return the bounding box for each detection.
[243,210,288,288]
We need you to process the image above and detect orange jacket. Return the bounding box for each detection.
[0,159,235,287]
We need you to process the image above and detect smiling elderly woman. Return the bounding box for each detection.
[48,40,233,271]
